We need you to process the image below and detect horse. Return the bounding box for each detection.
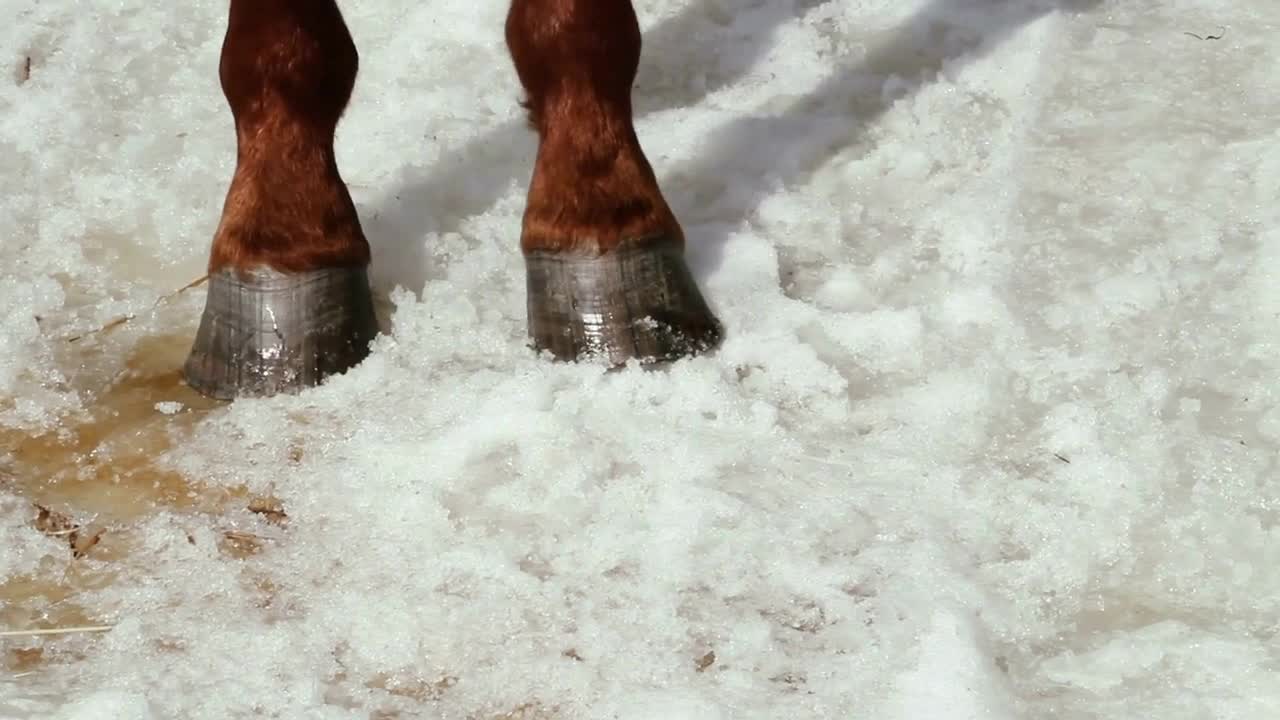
[182,0,724,399]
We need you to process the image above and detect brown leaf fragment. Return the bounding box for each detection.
[32,505,103,558]
[247,497,287,525]
[34,504,76,535]
[695,650,716,672]
[71,527,104,558]
[9,646,43,671]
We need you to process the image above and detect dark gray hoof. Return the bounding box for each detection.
[524,238,722,365]
[183,265,376,400]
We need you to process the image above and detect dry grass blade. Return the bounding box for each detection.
[0,625,113,638]
[66,274,209,343]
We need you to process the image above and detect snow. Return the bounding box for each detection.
[152,402,184,416]
[4,0,1280,718]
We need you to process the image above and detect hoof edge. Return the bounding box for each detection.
[183,265,376,400]
[524,238,722,366]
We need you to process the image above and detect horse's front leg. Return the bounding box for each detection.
[506,0,721,364]
[184,0,376,399]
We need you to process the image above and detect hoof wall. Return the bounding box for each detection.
[524,238,722,365]
[183,266,376,400]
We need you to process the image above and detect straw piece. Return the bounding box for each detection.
[0,625,113,638]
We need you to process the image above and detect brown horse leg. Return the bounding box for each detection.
[184,0,376,399]
[506,0,722,365]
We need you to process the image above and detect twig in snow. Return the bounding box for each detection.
[66,274,208,343]
[1184,26,1226,40]
[1053,453,1071,464]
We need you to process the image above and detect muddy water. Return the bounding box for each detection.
[0,333,542,717]
[3,334,225,516]
[0,332,239,672]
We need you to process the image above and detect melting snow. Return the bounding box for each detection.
[3,0,1280,717]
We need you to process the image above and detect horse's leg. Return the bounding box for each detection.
[506,0,721,364]
[184,0,376,399]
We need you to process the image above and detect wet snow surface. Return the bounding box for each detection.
[4,0,1280,717]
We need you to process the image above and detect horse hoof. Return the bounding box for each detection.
[183,265,377,400]
[524,237,722,365]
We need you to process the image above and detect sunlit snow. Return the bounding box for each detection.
[3,0,1280,718]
